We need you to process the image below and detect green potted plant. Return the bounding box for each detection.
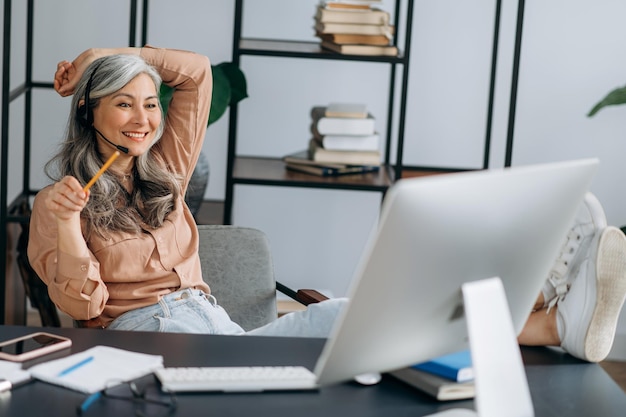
[588,84,626,235]
[587,84,626,117]
[160,62,248,216]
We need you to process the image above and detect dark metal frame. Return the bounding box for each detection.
[0,0,140,324]
[222,0,523,225]
[223,0,416,224]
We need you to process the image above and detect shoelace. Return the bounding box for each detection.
[546,229,583,313]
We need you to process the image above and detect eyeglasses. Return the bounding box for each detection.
[76,380,177,416]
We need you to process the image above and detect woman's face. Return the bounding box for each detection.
[92,73,161,158]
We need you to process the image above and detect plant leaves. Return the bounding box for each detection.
[587,85,626,117]
[215,61,248,106]
[209,65,231,126]
[158,62,248,127]
[159,83,174,115]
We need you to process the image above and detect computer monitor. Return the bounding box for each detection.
[314,158,598,415]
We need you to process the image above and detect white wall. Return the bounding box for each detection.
[4,1,626,345]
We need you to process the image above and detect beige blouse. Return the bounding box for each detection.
[27,46,212,328]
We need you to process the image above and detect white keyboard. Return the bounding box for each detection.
[154,366,319,392]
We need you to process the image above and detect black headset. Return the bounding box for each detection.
[76,61,103,129]
[75,61,129,154]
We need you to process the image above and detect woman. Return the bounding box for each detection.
[27,46,344,336]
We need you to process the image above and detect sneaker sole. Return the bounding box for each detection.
[584,226,626,362]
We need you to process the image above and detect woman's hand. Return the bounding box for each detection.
[54,47,139,97]
[53,48,101,97]
[45,176,89,222]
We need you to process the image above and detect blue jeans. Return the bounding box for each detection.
[108,289,347,338]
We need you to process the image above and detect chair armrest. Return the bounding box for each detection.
[294,289,329,305]
[276,282,329,306]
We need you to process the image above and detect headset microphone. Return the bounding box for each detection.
[76,61,129,155]
[94,128,129,154]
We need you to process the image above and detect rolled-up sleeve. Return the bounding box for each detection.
[140,46,212,192]
[27,187,109,320]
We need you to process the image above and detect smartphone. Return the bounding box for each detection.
[0,332,71,362]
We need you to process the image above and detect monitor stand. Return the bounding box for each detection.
[424,277,535,417]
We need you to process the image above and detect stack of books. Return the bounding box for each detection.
[314,1,398,56]
[282,102,381,177]
[389,350,475,401]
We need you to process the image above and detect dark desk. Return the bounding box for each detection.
[1,325,625,417]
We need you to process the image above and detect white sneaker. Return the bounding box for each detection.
[557,226,626,362]
[542,192,607,311]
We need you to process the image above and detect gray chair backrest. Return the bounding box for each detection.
[196,225,277,331]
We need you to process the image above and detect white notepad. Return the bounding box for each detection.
[28,345,163,394]
[0,360,32,386]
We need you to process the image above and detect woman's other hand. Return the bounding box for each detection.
[45,176,89,221]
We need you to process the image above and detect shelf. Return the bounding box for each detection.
[232,156,394,191]
[238,39,406,63]
[400,167,467,179]
[223,0,414,224]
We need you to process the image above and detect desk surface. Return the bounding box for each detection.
[1,325,625,417]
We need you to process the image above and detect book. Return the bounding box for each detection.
[389,366,475,401]
[309,138,381,165]
[311,106,376,135]
[315,6,390,25]
[320,0,382,9]
[314,21,395,37]
[283,150,380,177]
[412,350,474,383]
[325,102,368,118]
[322,3,372,10]
[321,40,398,56]
[313,133,380,151]
[283,150,346,168]
[317,32,391,46]
[285,162,379,177]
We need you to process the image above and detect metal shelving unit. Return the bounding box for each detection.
[0,0,141,324]
[222,0,415,224]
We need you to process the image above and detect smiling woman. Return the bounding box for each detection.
[26,45,346,337]
[92,73,162,160]
[27,46,214,329]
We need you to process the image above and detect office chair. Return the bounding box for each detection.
[17,221,326,330]
[196,224,327,331]
[15,200,62,327]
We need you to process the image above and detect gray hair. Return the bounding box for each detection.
[46,54,181,238]
[70,53,165,142]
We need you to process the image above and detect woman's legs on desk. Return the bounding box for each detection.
[518,193,626,362]
[246,298,347,338]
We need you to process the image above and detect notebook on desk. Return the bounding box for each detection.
[156,158,598,396]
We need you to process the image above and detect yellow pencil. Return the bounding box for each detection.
[83,151,121,192]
